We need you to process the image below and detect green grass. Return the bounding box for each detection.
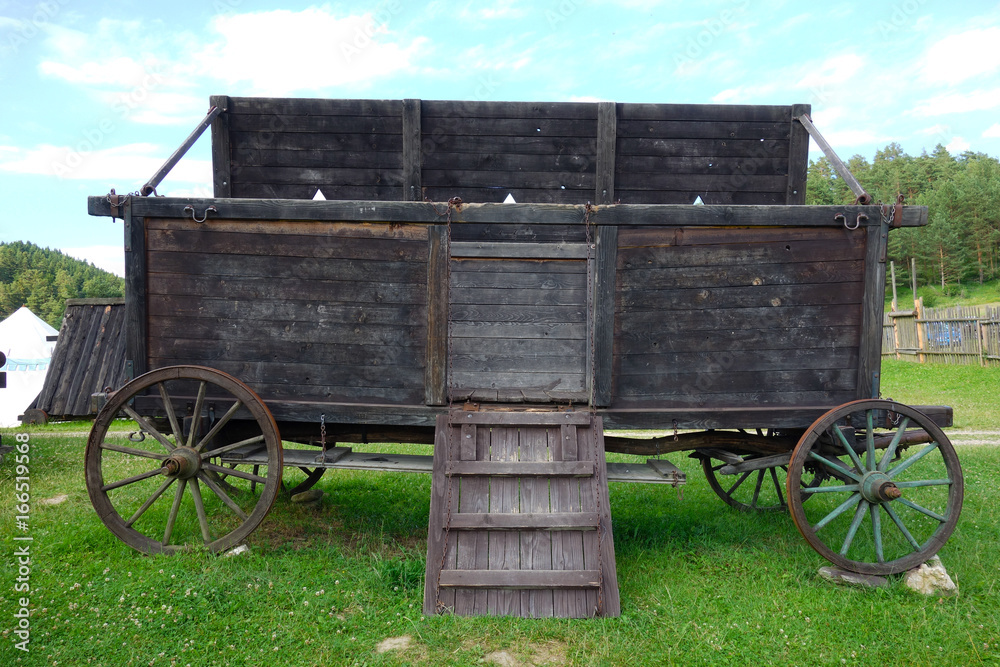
[886,277,1000,311]
[2,414,999,665]
[880,359,1000,430]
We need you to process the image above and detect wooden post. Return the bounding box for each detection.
[209,95,232,197]
[402,99,422,201]
[910,257,918,306]
[890,260,898,312]
[915,296,926,364]
[786,103,811,204]
[595,102,616,205]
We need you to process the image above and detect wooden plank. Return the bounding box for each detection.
[424,414,454,614]
[454,424,489,615]
[857,220,888,399]
[611,389,855,408]
[148,316,426,348]
[448,512,598,530]
[231,183,403,200]
[450,353,585,374]
[450,241,588,259]
[450,321,585,340]
[451,337,585,358]
[487,425,520,615]
[786,104,810,204]
[228,113,403,134]
[593,225,617,406]
[210,95,232,197]
[615,172,788,193]
[124,203,146,379]
[619,348,858,375]
[596,101,616,204]
[586,418,619,616]
[519,426,554,617]
[550,426,587,617]
[147,252,426,283]
[618,237,865,270]
[450,303,586,324]
[229,166,405,187]
[446,461,593,477]
[146,216,429,240]
[229,130,404,153]
[618,282,864,312]
[614,368,858,398]
[402,98,421,201]
[227,97,401,116]
[148,273,426,305]
[423,168,594,190]
[439,570,600,589]
[147,294,425,326]
[423,151,594,172]
[425,225,448,405]
[614,190,787,205]
[618,224,856,248]
[451,285,588,307]
[452,257,585,275]
[451,222,585,243]
[450,411,592,425]
[618,137,788,159]
[617,260,865,291]
[618,304,863,331]
[616,119,790,139]
[618,103,791,122]
[418,134,596,156]
[91,196,930,228]
[421,116,597,138]
[228,147,403,170]
[421,100,597,119]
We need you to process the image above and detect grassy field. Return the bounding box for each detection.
[1,362,998,666]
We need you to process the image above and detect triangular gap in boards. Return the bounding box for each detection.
[313,189,327,200]
[503,193,516,203]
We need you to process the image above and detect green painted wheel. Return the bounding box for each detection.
[787,400,963,575]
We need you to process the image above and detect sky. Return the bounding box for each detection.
[1,0,999,277]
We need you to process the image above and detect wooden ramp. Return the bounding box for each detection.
[423,410,620,618]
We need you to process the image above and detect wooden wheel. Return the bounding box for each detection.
[85,366,283,554]
[214,464,325,496]
[702,451,828,513]
[787,400,963,575]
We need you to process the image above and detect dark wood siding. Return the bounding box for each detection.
[216,98,809,206]
[144,218,428,406]
[612,225,866,409]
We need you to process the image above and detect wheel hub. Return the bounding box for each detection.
[162,447,202,480]
[860,471,901,503]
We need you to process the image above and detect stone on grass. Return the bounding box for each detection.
[904,556,957,596]
[376,635,412,653]
[40,494,69,506]
[291,489,324,505]
[818,566,889,588]
[223,544,250,558]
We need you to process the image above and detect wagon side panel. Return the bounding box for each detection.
[143,217,430,415]
[612,224,867,417]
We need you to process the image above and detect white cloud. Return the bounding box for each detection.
[0,143,211,185]
[462,0,528,20]
[922,27,1000,85]
[194,8,426,95]
[984,123,1000,138]
[945,136,970,153]
[917,124,950,136]
[816,129,893,149]
[60,245,124,277]
[794,53,866,99]
[910,88,1000,117]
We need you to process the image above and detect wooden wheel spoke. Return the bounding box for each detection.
[198,472,249,521]
[801,482,859,495]
[194,400,243,453]
[201,434,266,460]
[202,461,268,485]
[189,479,213,544]
[102,467,165,492]
[725,471,753,499]
[887,442,940,479]
[876,417,910,473]
[750,470,765,508]
[769,467,784,506]
[894,479,952,489]
[100,442,167,461]
[814,492,862,531]
[839,499,869,556]
[187,381,208,448]
[125,478,175,527]
[121,405,176,452]
[896,497,947,523]
[865,410,876,471]
[158,382,184,443]
[832,424,865,473]
[870,502,884,563]
[163,479,187,546]
[882,503,922,549]
[808,451,862,482]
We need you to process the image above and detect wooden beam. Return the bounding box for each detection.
[592,225,617,407]
[88,196,930,228]
[596,101,616,204]
[123,201,147,379]
[402,98,421,201]
[857,219,890,399]
[450,411,592,425]
[209,95,232,197]
[786,103,810,204]
[448,512,599,530]
[439,570,601,589]
[445,461,595,477]
[425,225,448,405]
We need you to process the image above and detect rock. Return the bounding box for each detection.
[484,651,520,667]
[39,494,69,506]
[818,566,889,588]
[223,544,250,558]
[291,489,324,504]
[376,635,411,653]
[904,556,957,596]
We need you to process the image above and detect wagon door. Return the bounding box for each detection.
[448,237,590,403]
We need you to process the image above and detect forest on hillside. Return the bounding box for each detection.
[0,241,124,328]
[806,144,1000,295]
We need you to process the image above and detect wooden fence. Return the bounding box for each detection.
[883,299,1000,367]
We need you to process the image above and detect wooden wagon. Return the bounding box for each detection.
[85,97,963,617]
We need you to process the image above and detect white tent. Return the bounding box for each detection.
[0,307,58,426]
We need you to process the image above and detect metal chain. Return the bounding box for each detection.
[319,413,327,459]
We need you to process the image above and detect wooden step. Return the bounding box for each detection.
[423,410,620,618]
